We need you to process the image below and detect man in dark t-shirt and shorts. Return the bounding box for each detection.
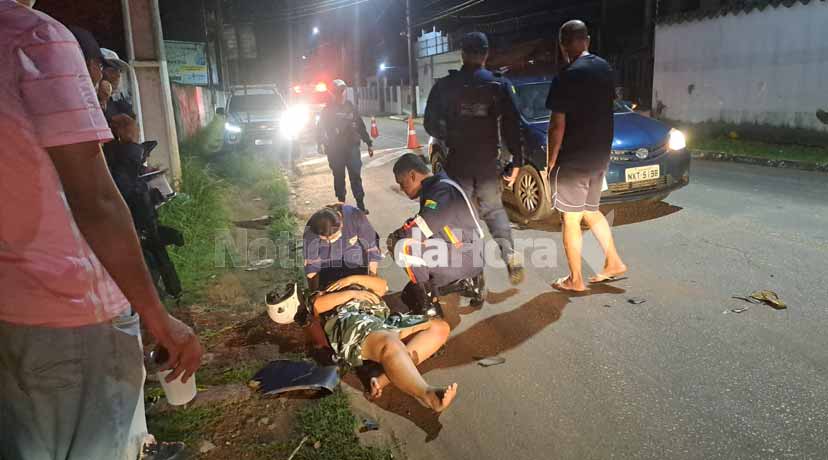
[545,20,627,292]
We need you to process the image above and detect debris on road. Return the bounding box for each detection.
[603,304,613,308]
[233,215,271,229]
[733,290,787,310]
[287,436,308,460]
[723,306,750,314]
[474,356,506,367]
[198,440,216,454]
[359,418,380,433]
[627,297,647,305]
[245,259,275,271]
[750,290,787,310]
[250,360,339,397]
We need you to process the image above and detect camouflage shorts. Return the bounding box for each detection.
[323,301,429,369]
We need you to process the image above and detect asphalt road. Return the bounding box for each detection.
[295,117,828,460]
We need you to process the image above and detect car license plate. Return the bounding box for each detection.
[255,139,273,146]
[625,165,660,182]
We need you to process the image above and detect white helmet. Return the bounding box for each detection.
[266,283,300,324]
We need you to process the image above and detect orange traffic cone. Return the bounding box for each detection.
[370,116,379,138]
[406,115,421,149]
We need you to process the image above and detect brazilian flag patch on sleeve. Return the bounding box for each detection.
[424,199,438,210]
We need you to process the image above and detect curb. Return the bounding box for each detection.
[690,150,828,173]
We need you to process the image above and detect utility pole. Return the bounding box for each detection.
[405,0,417,117]
[353,1,361,111]
[200,0,216,104]
[288,0,294,85]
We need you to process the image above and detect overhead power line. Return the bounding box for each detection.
[414,0,486,28]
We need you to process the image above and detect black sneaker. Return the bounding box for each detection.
[141,441,187,460]
[357,199,369,215]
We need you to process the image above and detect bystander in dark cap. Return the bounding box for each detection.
[461,32,489,54]
[67,26,105,62]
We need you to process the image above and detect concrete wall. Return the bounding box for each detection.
[355,84,409,116]
[653,1,828,131]
[171,84,214,140]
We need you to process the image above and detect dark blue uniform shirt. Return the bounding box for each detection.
[424,65,523,178]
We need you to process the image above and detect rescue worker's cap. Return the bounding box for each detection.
[461,32,489,54]
[68,26,106,63]
[101,48,129,71]
[332,79,348,93]
[266,283,300,324]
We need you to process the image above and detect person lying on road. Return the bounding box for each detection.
[266,274,458,412]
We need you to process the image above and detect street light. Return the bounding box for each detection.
[312,26,320,35]
[379,62,388,72]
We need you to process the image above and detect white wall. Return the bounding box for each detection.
[417,50,462,115]
[653,1,828,131]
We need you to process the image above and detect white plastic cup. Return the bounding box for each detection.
[157,369,197,406]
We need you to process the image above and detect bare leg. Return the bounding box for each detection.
[360,331,458,412]
[369,319,450,399]
[553,211,586,292]
[582,211,627,282]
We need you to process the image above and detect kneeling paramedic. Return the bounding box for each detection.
[266,275,458,412]
[389,154,486,315]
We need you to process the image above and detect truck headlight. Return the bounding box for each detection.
[225,122,242,133]
[280,105,310,140]
[668,128,686,151]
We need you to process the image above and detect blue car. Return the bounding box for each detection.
[427,75,691,221]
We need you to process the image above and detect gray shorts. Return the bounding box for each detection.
[0,313,146,460]
[550,165,605,213]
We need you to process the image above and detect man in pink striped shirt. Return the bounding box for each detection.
[0,2,203,459]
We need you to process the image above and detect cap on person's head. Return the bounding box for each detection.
[266,283,301,325]
[332,79,347,93]
[67,26,105,63]
[101,48,129,71]
[461,32,489,54]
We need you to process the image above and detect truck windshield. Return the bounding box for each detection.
[228,94,284,113]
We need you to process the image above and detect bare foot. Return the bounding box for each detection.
[364,376,389,401]
[552,275,586,292]
[417,383,458,413]
[589,263,628,283]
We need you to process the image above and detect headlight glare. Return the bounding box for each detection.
[280,105,311,140]
[225,122,242,133]
[668,129,686,151]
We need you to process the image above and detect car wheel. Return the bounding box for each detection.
[513,165,550,220]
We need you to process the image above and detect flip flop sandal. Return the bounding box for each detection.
[589,275,629,284]
[552,277,586,293]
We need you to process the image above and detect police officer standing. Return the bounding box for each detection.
[317,79,374,214]
[424,32,525,285]
[388,154,486,315]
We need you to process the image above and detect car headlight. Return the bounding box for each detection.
[280,105,311,140]
[225,122,242,133]
[668,128,686,151]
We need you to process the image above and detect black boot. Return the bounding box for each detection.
[401,282,442,317]
[465,273,486,308]
[356,197,369,215]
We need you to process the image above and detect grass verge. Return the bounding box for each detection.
[689,136,828,165]
[147,406,222,445]
[158,155,229,296]
[214,391,394,460]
